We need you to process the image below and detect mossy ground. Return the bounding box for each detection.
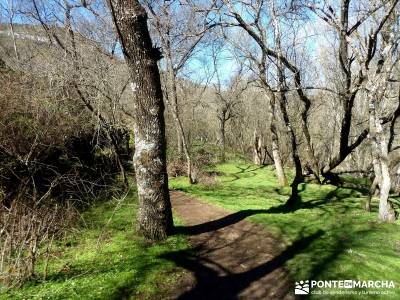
[170,163,400,298]
[1,188,189,300]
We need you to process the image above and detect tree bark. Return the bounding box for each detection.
[259,59,287,187]
[9,22,19,60]
[368,76,396,222]
[366,153,381,212]
[253,130,263,165]
[109,0,173,239]
[218,114,226,162]
[376,121,396,222]
[177,128,183,155]
[271,137,287,186]
[268,93,287,187]
[277,69,303,206]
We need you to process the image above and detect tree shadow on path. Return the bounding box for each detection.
[162,230,324,299]
[174,209,269,235]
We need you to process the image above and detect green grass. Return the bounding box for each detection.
[3,163,399,299]
[170,163,400,298]
[1,188,189,300]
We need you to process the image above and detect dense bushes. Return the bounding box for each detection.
[0,65,131,285]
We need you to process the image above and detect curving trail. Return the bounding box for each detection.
[165,191,295,300]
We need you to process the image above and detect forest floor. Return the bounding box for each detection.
[169,163,400,299]
[1,187,190,300]
[167,191,293,299]
[2,162,400,299]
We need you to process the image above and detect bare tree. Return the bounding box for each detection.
[364,4,399,221]
[308,0,399,220]
[211,49,247,162]
[217,1,286,186]
[24,0,131,188]
[0,0,20,60]
[144,0,214,183]
[307,0,399,182]
[108,0,173,239]
[222,0,320,179]
[271,3,304,205]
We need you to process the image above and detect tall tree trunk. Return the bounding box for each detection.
[271,136,287,186]
[9,22,19,60]
[374,2,398,222]
[165,53,184,156]
[277,70,303,206]
[366,153,381,212]
[165,52,196,184]
[253,130,263,165]
[177,129,183,155]
[259,61,287,187]
[269,95,287,187]
[368,81,396,222]
[218,115,226,162]
[376,121,396,222]
[109,0,173,239]
[297,89,320,182]
[271,10,302,198]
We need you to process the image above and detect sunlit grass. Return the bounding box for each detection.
[170,163,400,298]
[3,162,399,299]
[1,188,189,300]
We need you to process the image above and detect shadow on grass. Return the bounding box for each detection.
[169,168,398,298]
[174,209,269,235]
[20,256,163,300]
[22,235,186,299]
[161,230,324,299]
[228,172,258,182]
[267,185,369,214]
[225,165,268,182]
[234,165,267,174]
[265,200,326,214]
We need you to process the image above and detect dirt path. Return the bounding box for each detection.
[165,191,295,300]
